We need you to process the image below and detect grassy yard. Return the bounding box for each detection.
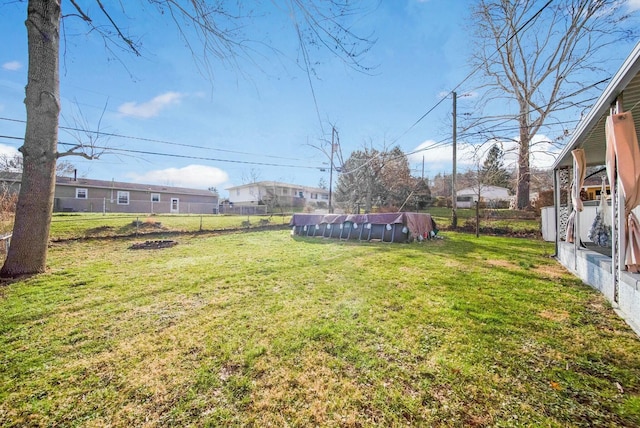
[1,230,639,426]
[427,207,540,234]
[1,209,536,242]
[47,213,291,241]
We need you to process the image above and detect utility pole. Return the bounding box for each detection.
[329,127,336,214]
[452,91,458,228]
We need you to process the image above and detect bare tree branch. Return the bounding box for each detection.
[465,0,637,209]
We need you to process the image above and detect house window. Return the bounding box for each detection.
[117,191,130,205]
[321,194,329,200]
[298,191,304,198]
[75,188,88,199]
[236,189,240,196]
[311,193,318,200]
[151,193,160,202]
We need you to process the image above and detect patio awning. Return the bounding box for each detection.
[553,41,640,169]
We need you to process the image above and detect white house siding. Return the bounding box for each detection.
[227,181,329,207]
[52,181,218,214]
[541,206,556,242]
[55,197,217,214]
[456,186,511,208]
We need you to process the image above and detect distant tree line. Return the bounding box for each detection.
[333,143,553,213]
[334,146,431,214]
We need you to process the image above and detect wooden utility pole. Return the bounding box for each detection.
[452,91,458,228]
[329,127,336,214]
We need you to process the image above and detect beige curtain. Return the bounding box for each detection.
[565,148,586,243]
[605,112,640,272]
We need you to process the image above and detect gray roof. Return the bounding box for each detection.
[56,176,217,196]
[553,41,640,169]
[1,173,217,197]
[226,180,328,193]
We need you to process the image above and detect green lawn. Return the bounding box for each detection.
[47,213,291,240]
[1,209,537,242]
[1,230,639,426]
[427,207,539,234]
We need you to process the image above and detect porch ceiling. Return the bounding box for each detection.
[553,42,640,169]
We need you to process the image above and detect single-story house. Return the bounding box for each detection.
[227,181,329,209]
[552,41,640,337]
[0,172,219,214]
[456,185,511,208]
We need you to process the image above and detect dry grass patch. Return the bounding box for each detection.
[485,259,518,269]
[533,262,572,280]
[539,309,571,323]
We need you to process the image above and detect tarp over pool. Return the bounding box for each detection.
[289,212,437,243]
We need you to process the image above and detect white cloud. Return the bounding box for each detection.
[126,164,229,189]
[117,91,185,119]
[0,143,20,158]
[491,134,559,170]
[627,0,640,12]
[2,61,22,71]
[0,144,21,171]
[408,139,476,166]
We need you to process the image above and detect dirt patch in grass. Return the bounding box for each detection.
[533,263,570,280]
[129,240,178,250]
[443,259,464,269]
[539,309,570,322]
[85,225,115,235]
[485,259,518,269]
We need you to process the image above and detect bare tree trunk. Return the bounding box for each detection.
[516,114,531,210]
[1,0,60,277]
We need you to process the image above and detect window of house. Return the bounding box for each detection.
[117,191,130,205]
[298,191,304,198]
[151,193,160,202]
[321,194,329,200]
[311,193,318,200]
[75,188,88,199]
[236,189,240,196]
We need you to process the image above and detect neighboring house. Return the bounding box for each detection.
[0,173,219,214]
[456,185,511,208]
[226,181,330,210]
[551,41,640,337]
[581,173,611,201]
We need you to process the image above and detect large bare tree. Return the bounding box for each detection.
[468,0,635,209]
[1,0,373,277]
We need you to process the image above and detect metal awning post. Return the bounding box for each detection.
[553,168,562,256]
[611,96,625,303]
[573,158,580,271]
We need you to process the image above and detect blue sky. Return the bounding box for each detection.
[1,0,640,197]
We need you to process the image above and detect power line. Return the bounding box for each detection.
[0,133,325,169]
[0,134,326,170]
[390,0,555,146]
[0,116,307,162]
[335,1,557,176]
